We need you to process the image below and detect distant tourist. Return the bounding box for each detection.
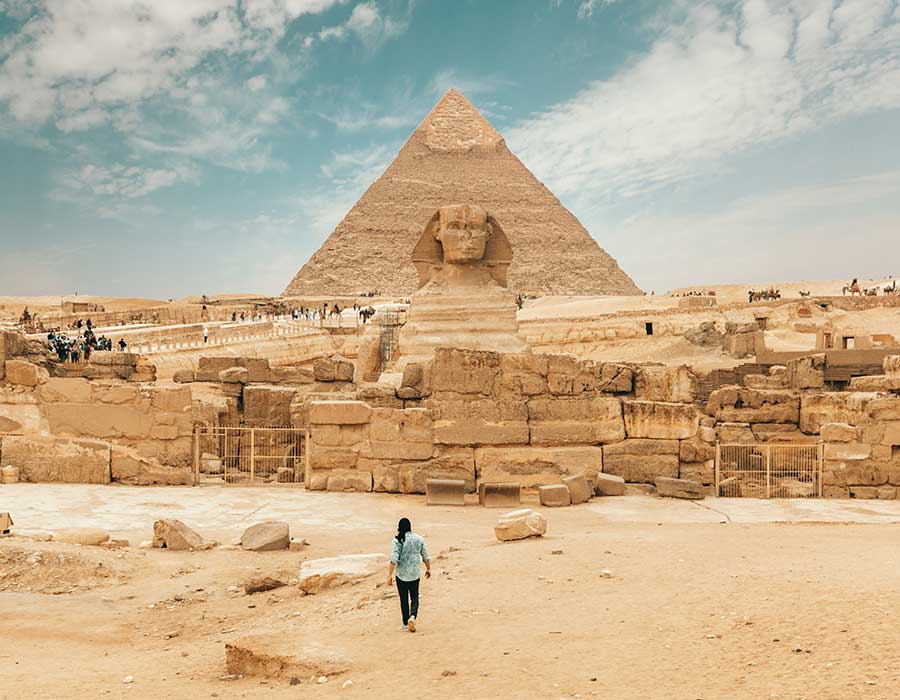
[387,517,432,633]
[118,338,127,351]
[748,289,754,304]
[203,326,209,344]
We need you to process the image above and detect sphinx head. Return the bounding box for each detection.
[433,204,492,264]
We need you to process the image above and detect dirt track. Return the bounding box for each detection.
[3,491,900,699]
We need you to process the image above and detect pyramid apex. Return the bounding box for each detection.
[413,87,503,153]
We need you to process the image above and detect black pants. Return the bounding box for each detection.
[396,577,420,625]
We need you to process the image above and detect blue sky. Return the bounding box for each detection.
[0,0,898,298]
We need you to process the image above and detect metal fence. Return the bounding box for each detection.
[715,443,823,498]
[193,426,308,486]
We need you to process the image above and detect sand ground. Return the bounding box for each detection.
[3,484,900,700]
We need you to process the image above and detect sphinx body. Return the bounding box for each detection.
[393,204,527,369]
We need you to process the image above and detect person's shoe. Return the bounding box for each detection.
[407,617,417,633]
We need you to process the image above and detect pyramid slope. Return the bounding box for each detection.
[285,89,642,297]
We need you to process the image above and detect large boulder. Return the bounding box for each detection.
[152,519,213,551]
[52,528,110,546]
[494,509,547,542]
[240,521,290,552]
[298,553,386,594]
[785,354,825,390]
[313,356,354,382]
[561,474,592,504]
[538,484,571,507]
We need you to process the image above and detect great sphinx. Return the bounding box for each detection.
[393,204,527,368]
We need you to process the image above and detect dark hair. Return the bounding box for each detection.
[396,517,411,544]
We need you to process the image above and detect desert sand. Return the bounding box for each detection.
[3,485,900,700]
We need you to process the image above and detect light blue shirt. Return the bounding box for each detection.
[390,533,431,582]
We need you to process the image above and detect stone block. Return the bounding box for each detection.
[90,351,138,367]
[595,363,633,393]
[475,445,602,488]
[546,354,598,395]
[867,396,900,421]
[824,442,871,461]
[425,478,466,505]
[623,401,698,440]
[656,476,705,499]
[602,439,679,483]
[2,435,110,483]
[269,366,315,384]
[150,387,192,412]
[494,508,547,541]
[785,354,825,389]
[679,438,715,463]
[876,485,897,499]
[698,426,716,444]
[219,367,249,384]
[823,485,849,498]
[849,486,878,499]
[309,446,358,471]
[313,355,354,382]
[634,365,697,403]
[110,445,192,485]
[52,528,110,546]
[36,377,92,403]
[539,484,571,507]
[478,482,522,507]
[594,472,626,496]
[707,387,799,424]
[243,386,297,426]
[394,448,476,494]
[240,521,290,551]
[172,369,195,383]
[152,519,212,551]
[527,396,624,446]
[356,382,404,409]
[398,362,432,399]
[679,459,715,485]
[44,403,153,439]
[495,353,549,398]
[4,360,48,387]
[309,400,373,425]
[799,393,874,434]
[750,424,811,443]
[326,469,372,492]
[430,397,528,446]
[431,348,500,395]
[717,422,755,443]
[366,408,433,459]
[92,383,140,404]
[561,474,592,504]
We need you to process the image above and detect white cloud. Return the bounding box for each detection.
[318,1,408,49]
[507,0,900,205]
[614,170,900,290]
[66,163,181,199]
[246,75,268,92]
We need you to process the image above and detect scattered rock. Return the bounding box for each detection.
[240,521,290,552]
[52,528,111,546]
[538,484,571,507]
[152,519,214,551]
[123,675,134,684]
[225,636,349,679]
[494,509,547,542]
[243,576,287,595]
[298,554,386,594]
[561,475,592,504]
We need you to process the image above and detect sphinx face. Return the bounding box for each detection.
[436,205,491,263]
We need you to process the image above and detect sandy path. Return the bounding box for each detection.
[3,487,900,699]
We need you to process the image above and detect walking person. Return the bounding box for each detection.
[387,517,431,633]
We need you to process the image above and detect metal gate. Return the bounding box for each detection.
[193,426,308,485]
[715,443,823,498]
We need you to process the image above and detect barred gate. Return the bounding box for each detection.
[193,426,308,485]
[715,443,823,498]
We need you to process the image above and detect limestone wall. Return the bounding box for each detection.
[0,373,194,485]
[299,348,900,499]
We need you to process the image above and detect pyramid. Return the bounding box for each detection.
[284,89,641,297]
